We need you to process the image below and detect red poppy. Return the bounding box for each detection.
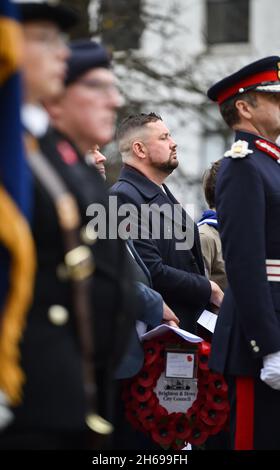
[195,392,207,407]
[171,414,192,441]
[135,399,153,418]
[207,423,225,435]
[139,403,168,429]
[206,390,228,410]
[198,341,211,356]
[186,400,202,419]
[200,406,228,427]
[147,394,158,408]
[207,372,225,383]
[137,364,160,387]
[185,413,195,435]
[198,357,210,371]
[143,341,161,366]
[197,342,211,371]
[189,425,209,446]
[148,393,159,408]
[131,382,152,402]
[151,422,176,446]
[207,376,228,396]
[139,411,159,431]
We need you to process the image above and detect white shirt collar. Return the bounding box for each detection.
[21,104,49,138]
[160,184,167,195]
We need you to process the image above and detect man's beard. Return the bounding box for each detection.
[150,154,179,175]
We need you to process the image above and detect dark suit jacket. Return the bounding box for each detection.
[115,280,163,379]
[115,239,164,378]
[209,130,280,377]
[110,165,211,332]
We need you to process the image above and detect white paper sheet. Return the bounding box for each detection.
[197,309,217,333]
[141,324,202,343]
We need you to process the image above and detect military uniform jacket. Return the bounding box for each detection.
[11,128,134,432]
[209,130,280,377]
[110,165,211,332]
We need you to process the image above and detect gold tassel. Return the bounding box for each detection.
[0,16,23,86]
[0,186,36,405]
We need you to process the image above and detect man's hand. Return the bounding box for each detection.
[209,281,224,309]
[162,302,180,328]
[260,351,280,390]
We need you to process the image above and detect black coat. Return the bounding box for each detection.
[110,165,211,332]
[10,129,135,432]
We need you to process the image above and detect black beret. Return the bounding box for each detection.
[65,39,111,85]
[15,1,79,31]
[207,56,280,104]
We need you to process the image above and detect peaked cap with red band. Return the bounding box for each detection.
[207,56,280,105]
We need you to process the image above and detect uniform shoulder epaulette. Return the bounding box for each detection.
[224,140,253,159]
[255,139,280,164]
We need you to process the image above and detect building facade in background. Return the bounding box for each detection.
[91,0,280,214]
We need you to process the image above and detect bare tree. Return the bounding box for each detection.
[63,0,234,212]
[62,0,91,38]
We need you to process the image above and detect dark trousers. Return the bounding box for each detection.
[0,429,91,450]
[204,431,230,450]
[228,375,280,450]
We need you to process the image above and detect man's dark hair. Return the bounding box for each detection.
[203,159,223,209]
[220,92,257,127]
[116,112,162,142]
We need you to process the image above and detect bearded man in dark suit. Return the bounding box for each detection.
[111,113,223,333]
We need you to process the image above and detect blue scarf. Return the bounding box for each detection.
[197,209,218,230]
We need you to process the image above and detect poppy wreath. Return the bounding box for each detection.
[122,331,229,450]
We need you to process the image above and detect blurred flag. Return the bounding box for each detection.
[0,0,30,212]
[0,0,36,412]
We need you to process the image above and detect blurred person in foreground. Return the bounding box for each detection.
[0,0,36,430]
[52,76,180,449]
[208,56,280,449]
[0,2,135,450]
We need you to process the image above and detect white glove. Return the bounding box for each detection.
[260,351,280,390]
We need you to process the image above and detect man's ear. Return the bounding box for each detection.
[235,98,254,120]
[132,140,147,160]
